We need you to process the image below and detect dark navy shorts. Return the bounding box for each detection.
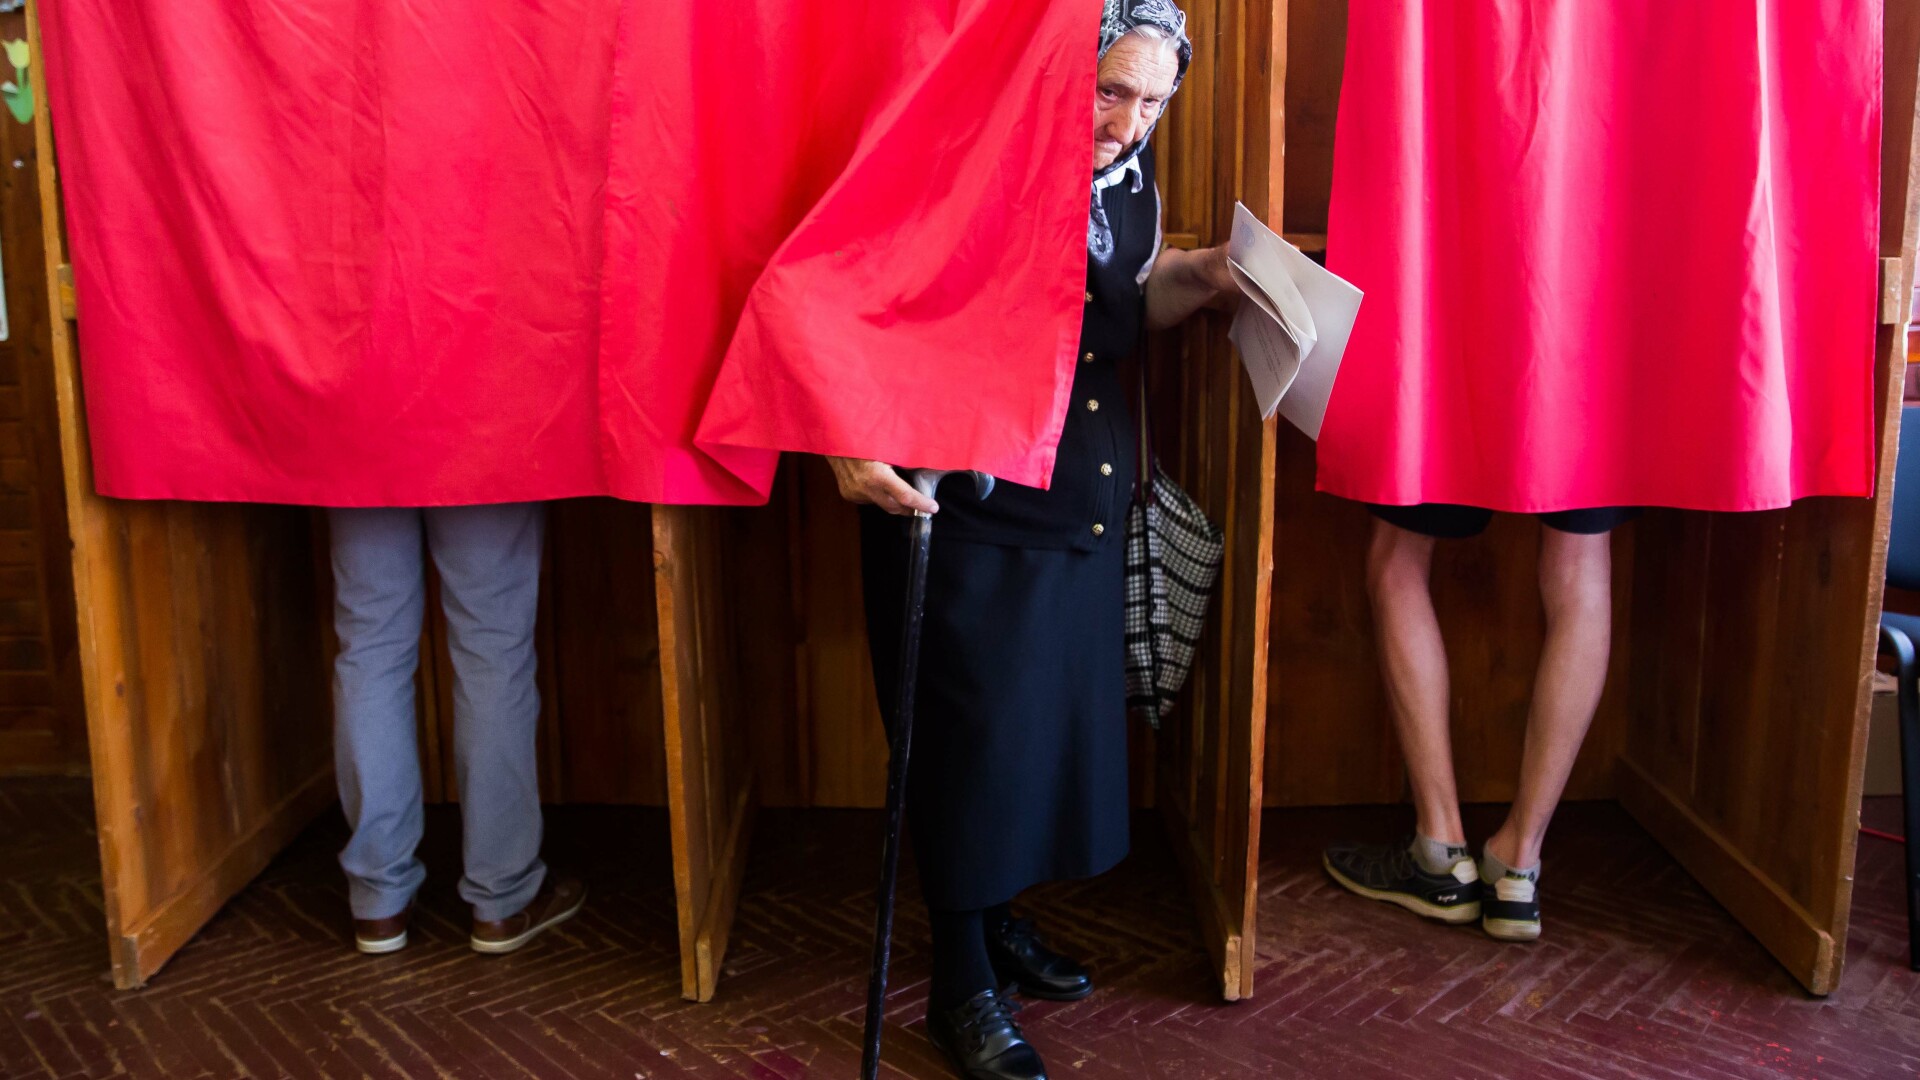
[1366,503,1642,540]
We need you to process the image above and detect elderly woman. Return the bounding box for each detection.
[827,4,1231,1078]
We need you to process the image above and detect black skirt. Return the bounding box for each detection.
[861,508,1131,911]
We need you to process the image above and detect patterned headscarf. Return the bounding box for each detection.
[1090,0,1192,262]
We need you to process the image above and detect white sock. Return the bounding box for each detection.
[1410,833,1474,879]
[1478,849,1540,902]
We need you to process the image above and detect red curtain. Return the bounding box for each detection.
[40,1,1093,505]
[1318,1,1881,512]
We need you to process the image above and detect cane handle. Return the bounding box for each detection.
[902,468,996,515]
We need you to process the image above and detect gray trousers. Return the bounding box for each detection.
[329,503,547,921]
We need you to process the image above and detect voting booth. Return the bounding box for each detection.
[7,0,1918,1004]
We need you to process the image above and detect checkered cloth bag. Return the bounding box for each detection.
[1124,366,1223,726]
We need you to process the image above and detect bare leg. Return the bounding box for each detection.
[1485,528,1613,870]
[1367,519,1464,846]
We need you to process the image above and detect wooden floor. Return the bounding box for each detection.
[6,778,1920,1079]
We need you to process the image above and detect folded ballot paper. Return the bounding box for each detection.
[1226,202,1363,440]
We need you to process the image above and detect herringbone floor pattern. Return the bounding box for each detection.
[5,778,1920,1078]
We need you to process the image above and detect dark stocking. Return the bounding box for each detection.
[984,901,1014,936]
[928,907,996,1010]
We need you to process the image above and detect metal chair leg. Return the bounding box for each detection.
[1881,624,1920,972]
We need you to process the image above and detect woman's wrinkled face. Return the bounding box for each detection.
[1094,33,1179,171]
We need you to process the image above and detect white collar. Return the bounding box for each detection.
[1092,153,1144,196]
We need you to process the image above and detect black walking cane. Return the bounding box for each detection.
[861,468,994,1080]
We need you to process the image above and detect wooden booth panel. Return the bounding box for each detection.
[1615,2,1920,997]
[29,3,335,989]
[413,498,669,807]
[1262,0,1629,810]
[768,457,885,809]
[0,3,83,777]
[1144,0,1277,1003]
[545,499,670,802]
[1278,0,1344,241]
[655,498,799,1001]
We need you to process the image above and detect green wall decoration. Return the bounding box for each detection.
[2,39,31,125]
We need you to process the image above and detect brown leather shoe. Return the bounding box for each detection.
[470,875,586,955]
[354,904,412,955]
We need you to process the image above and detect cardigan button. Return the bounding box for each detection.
[1082,351,1095,363]
[1092,523,1106,536]
[1100,463,1113,476]
[1085,291,1094,303]
[1087,399,1100,412]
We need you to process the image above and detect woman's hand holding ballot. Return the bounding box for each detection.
[1146,243,1238,330]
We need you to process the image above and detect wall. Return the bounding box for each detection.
[0,6,84,777]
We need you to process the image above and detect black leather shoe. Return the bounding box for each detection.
[988,916,1093,1002]
[926,988,1048,1080]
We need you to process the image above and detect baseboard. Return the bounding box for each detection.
[0,728,88,777]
